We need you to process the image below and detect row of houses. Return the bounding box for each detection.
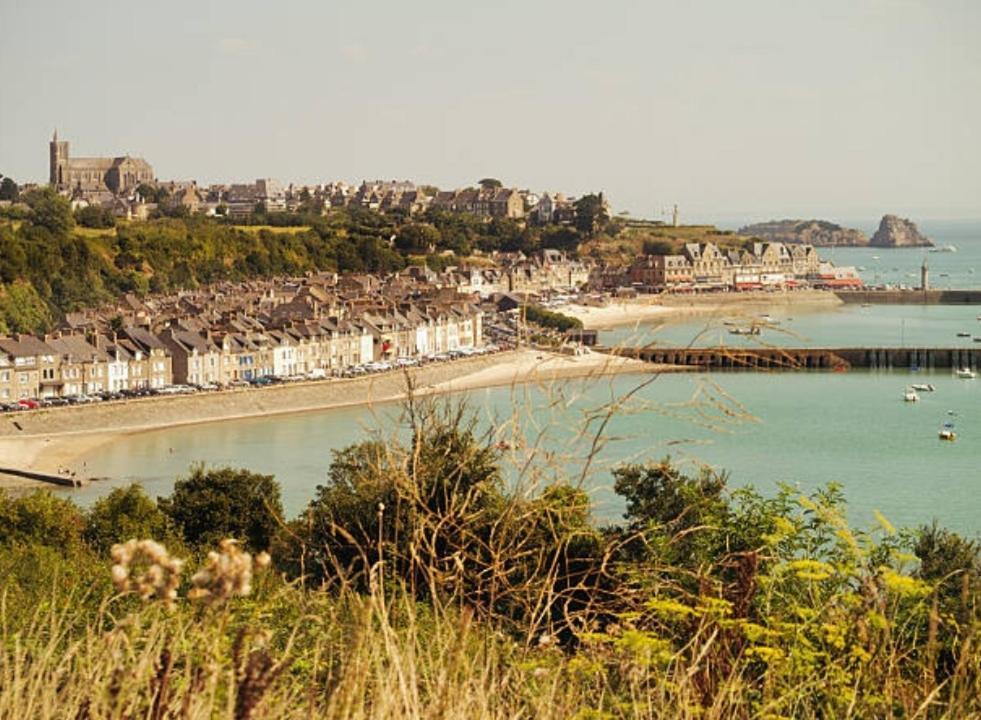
[0,301,483,402]
[619,241,860,292]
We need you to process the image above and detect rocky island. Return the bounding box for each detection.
[737,219,868,246]
[870,214,933,247]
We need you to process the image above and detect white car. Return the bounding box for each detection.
[306,368,327,380]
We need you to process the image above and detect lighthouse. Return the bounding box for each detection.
[920,258,929,291]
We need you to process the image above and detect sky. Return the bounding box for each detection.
[1,0,979,225]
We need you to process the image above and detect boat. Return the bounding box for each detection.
[911,383,935,392]
[872,255,880,260]
[939,423,957,441]
[903,388,919,402]
[861,302,872,308]
[975,337,981,343]
[955,368,976,379]
[957,332,971,337]
[729,326,761,336]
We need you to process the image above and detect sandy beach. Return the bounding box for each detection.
[0,348,662,490]
[561,290,843,329]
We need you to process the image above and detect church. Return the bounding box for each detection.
[49,131,154,197]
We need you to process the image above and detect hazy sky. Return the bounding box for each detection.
[1,0,979,224]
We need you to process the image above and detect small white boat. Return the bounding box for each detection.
[955,368,976,379]
[903,388,920,402]
[911,383,935,392]
[939,428,957,441]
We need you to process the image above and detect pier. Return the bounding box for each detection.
[599,345,981,371]
[836,289,981,305]
[0,466,86,487]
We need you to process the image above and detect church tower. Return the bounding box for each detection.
[49,130,70,190]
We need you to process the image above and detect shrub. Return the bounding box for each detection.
[159,466,283,552]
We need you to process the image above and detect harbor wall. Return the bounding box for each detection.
[602,346,981,371]
[836,290,981,305]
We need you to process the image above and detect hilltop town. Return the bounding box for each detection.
[0,133,863,408]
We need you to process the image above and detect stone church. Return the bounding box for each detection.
[49,131,154,196]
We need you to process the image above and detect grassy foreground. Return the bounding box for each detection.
[0,399,978,719]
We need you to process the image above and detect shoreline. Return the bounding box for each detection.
[0,348,667,490]
[561,290,843,329]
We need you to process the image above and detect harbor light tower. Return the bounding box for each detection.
[920,258,929,291]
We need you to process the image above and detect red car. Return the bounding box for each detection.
[17,399,39,410]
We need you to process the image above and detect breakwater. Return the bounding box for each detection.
[836,289,981,305]
[601,345,981,371]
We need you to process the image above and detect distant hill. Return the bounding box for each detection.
[737,219,868,247]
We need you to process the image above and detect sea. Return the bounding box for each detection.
[64,219,981,537]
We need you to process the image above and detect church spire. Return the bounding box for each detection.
[53,128,58,142]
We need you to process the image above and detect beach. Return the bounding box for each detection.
[0,348,661,489]
[561,290,843,329]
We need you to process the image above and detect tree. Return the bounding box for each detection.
[612,459,729,568]
[642,238,676,256]
[395,222,441,254]
[159,466,284,551]
[0,175,18,201]
[23,187,74,235]
[573,192,609,238]
[84,484,176,554]
[0,490,85,551]
[75,204,115,229]
[478,178,502,189]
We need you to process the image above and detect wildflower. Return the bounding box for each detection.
[110,539,184,608]
[189,539,270,604]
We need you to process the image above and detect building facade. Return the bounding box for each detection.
[49,131,154,196]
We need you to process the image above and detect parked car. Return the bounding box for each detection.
[306,368,327,380]
[17,398,40,410]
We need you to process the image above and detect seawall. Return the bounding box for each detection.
[836,289,981,305]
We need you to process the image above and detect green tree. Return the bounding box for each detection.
[84,484,176,554]
[573,192,609,238]
[23,187,75,235]
[478,178,503,189]
[159,466,284,551]
[395,222,441,254]
[0,490,86,551]
[0,175,18,201]
[612,459,729,568]
[75,204,116,229]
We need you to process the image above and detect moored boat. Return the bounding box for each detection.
[955,368,976,379]
[911,383,935,392]
[903,387,919,402]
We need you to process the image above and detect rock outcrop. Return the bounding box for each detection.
[869,215,933,248]
[737,219,868,247]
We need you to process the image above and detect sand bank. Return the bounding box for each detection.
[0,349,667,490]
[562,290,843,330]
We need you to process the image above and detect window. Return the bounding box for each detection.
[18,373,28,384]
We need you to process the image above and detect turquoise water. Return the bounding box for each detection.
[68,369,981,536]
[601,303,981,349]
[63,221,981,537]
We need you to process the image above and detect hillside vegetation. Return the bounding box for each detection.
[580,223,754,265]
[1,398,977,718]
[0,190,599,334]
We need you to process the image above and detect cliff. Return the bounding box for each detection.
[870,215,933,248]
[736,219,868,247]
